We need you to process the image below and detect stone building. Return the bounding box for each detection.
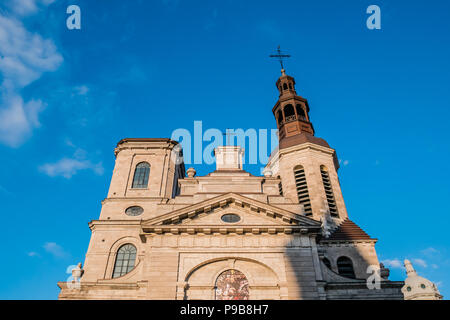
[58,69,407,300]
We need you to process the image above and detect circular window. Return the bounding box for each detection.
[125,206,144,216]
[221,214,241,223]
[421,284,426,289]
[407,286,412,292]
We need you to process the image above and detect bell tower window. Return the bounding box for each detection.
[296,104,306,121]
[277,110,283,126]
[321,165,338,217]
[294,165,312,216]
[284,104,295,122]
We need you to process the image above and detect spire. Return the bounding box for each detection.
[404,259,417,275]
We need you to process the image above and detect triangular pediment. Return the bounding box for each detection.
[140,193,321,235]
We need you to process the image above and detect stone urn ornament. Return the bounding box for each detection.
[71,263,84,283]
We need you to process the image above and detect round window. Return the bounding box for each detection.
[407,286,412,292]
[125,206,144,216]
[421,284,426,289]
[221,214,241,223]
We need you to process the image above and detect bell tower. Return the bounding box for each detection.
[273,69,315,149]
[265,64,348,221]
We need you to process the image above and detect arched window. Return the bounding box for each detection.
[215,270,249,300]
[337,256,356,279]
[283,83,288,90]
[112,244,137,278]
[321,165,338,217]
[277,110,283,126]
[294,165,312,216]
[284,104,295,122]
[323,257,332,269]
[296,104,306,120]
[132,162,150,189]
[289,83,293,90]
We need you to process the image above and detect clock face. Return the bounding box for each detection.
[125,206,144,217]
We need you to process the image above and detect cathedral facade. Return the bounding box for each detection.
[58,69,406,300]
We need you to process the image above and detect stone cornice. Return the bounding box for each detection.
[319,239,378,245]
[266,142,339,171]
[140,225,316,236]
[114,138,179,157]
[141,192,321,228]
[101,197,171,205]
[89,220,141,231]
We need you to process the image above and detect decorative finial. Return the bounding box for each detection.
[269,46,291,72]
[404,259,417,275]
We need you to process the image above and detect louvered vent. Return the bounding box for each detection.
[294,166,312,216]
[320,166,338,217]
[278,182,283,196]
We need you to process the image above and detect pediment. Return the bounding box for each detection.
[140,193,321,235]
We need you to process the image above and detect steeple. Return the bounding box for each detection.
[272,69,318,149]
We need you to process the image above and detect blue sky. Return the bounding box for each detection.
[0,0,449,299]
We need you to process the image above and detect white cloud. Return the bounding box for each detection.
[0,96,45,147]
[5,0,56,16]
[73,85,89,96]
[382,258,403,269]
[421,247,439,257]
[39,158,104,179]
[43,242,68,258]
[0,7,63,147]
[412,258,428,268]
[27,251,40,257]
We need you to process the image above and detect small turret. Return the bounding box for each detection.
[401,259,442,300]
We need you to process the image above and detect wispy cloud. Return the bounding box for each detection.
[0,184,13,196]
[412,258,428,268]
[39,157,104,179]
[0,3,63,147]
[39,141,104,179]
[5,0,57,17]
[382,258,404,269]
[421,247,439,257]
[43,242,68,258]
[73,85,89,96]
[27,251,40,258]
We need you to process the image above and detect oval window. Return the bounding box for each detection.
[221,214,241,223]
[125,206,144,216]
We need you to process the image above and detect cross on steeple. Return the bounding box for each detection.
[269,45,291,71]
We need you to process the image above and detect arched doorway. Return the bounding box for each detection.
[215,269,249,300]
